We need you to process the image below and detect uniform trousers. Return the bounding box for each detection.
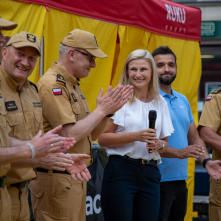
[0,186,11,221]
[101,155,161,221]
[209,202,221,221]
[7,186,30,221]
[29,170,87,221]
[209,177,221,221]
[157,180,188,221]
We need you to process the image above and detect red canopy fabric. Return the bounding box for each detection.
[15,0,201,41]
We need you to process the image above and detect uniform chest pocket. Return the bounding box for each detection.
[71,101,81,115]
[34,109,43,123]
[6,113,24,138]
[6,112,23,126]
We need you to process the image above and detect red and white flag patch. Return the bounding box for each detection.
[53,88,62,95]
[205,96,212,101]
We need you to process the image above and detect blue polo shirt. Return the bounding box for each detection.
[159,88,194,182]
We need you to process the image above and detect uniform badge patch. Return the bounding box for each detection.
[80,95,85,100]
[71,93,78,102]
[5,101,18,111]
[205,96,212,101]
[53,88,62,95]
[57,74,66,84]
[27,34,36,43]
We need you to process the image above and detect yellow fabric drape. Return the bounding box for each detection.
[0,0,46,83]
[0,2,202,220]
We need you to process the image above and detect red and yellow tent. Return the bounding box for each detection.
[0,0,201,219]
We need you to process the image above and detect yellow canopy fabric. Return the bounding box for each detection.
[0,1,202,220]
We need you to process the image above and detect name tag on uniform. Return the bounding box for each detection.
[52,88,62,95]
[5,101,18,111]
[33,102,42,108]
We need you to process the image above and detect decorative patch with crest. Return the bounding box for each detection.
[53,88,62,95]
[71,93,78,102]
[57,74,66,84]
[5,101,18,111]
[27,34,36,43]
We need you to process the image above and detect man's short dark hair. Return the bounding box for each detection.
[152,46,177,63]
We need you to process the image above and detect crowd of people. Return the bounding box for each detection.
[1,16,221,221]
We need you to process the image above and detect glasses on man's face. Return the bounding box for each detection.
[74,49,96,63]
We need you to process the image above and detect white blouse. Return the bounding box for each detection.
[106,96,174,164]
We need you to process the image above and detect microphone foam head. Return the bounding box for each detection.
[149,110,157,120]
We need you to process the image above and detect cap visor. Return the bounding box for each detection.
[0,18,18,30]
[86,48,107,58]
[12,42,41,56]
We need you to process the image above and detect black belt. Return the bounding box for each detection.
[109,155,158,166]
[36,167,70,175]
[10,180,27,188]
[0,176,6,188]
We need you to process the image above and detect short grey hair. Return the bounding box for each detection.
[59,44,72,58]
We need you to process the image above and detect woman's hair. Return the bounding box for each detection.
[118,49,160,104]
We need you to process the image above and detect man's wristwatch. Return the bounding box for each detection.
[203,158,212,168]
[159,140,165,151]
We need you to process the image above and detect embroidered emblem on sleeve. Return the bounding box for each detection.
[53,88,62,95]
[56,74,66,84]
[205,96,212,101]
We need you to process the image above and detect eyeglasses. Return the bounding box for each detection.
[74,49,96,62]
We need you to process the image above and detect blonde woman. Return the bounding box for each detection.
[98,49,174,221]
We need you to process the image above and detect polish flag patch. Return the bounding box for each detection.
[53,88,62,95]
[205,96,212,101]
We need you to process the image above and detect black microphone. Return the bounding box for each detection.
[148,110,157,153]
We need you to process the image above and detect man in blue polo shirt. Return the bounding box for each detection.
[152,46,221,221]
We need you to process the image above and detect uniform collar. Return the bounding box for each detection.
[51,62,78,87]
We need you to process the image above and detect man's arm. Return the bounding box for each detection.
[188,123,221,180]
[160,122,204,159]
[10,153,74,171]
[187,122,210,164]
[0,125,75,166]
[59,85,133,141]
[200,126,221,152]
[0,145,32,166]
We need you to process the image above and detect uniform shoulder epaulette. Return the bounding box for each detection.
[29,81,38,93]
[211,87,221,94]
[57,74,66,85]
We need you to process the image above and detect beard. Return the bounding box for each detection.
[159,73,176,85]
